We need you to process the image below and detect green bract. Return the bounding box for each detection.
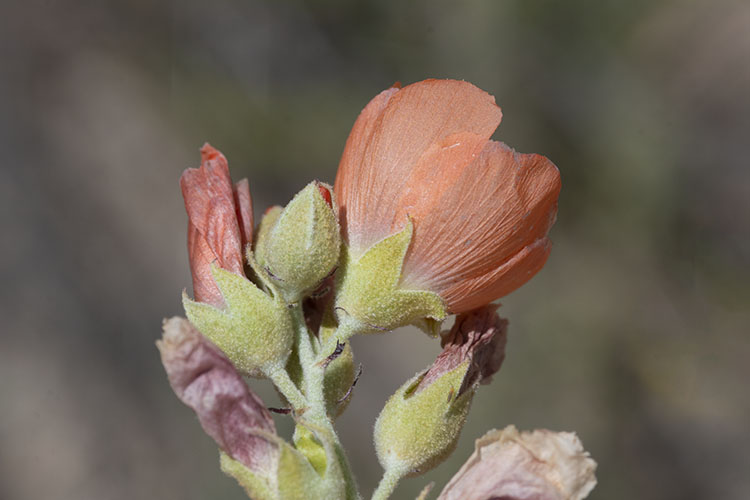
[260,182,341,304]
[221,452,278,500]
[373,361,473,477]
[334,220,447,337]
[276,440,329,500]
[183,265,293,376]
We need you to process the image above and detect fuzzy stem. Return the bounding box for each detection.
[267,365,307,411]
[315,314,359,366]
[292,306,325,413]
[371,467,405,500]
[290,305,361,499]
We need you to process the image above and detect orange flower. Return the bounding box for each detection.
[180,144,254,307]
[334,80,561,313]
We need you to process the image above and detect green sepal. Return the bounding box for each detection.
[335,220,447,336]
[374,361,474,476]
[277,440,329,500]
[182,265,293,376]
[261,182,341,304]
[220,452,278,500]
[293,424,327,476]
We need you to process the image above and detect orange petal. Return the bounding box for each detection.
[390,131,490,229]
[401,141,560,308]
[187,221,225,307]
[335,80,502,256]
[335,86,399,251]
[440,237,552,313]
[233,178,254,251]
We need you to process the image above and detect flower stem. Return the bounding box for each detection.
[371,467,405,500]
[267,365,307,411]
[290,305,361,500]
[292,306,325,412]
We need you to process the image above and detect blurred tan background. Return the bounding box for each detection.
[1,0,748,499]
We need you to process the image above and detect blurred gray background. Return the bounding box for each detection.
[1,0,749,499]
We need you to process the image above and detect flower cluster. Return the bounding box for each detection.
[158,80,594,500]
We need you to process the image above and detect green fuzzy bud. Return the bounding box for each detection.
[183,265,293,376]
[254,205,283,272]
[373,362,473,477]
[260,182,341,303]
[319,313,356,417]
[334,220,446,337]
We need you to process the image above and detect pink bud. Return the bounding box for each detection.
[317,182,333,209]
[180,144,254,307]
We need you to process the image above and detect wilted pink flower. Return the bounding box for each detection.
[437,425,597,500]
[180,144,254,307]
[157,317,278,477]
[417,304,507,396]
[334,80,561,313]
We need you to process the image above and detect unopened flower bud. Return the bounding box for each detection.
[253,205,283,272]
[373,305,507,477]
[437,425,597,500]
[181,144,254,308]
[157,317,279,496]
[319,313,356,417]
[259,181,341,303]
[182,265,294,377]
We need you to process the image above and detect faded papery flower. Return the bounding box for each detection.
[181,144,254,307]
[157,317,278,479]
[334,79,561,314]
[437,425,597,500]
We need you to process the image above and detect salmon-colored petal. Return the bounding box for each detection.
[335,80,502,256]
[335,86,399,251]
[402,141,560,300]
[441,238,552,313]
[180,144,244,278]
[233,178,254,251]
[390,131,490,229]
[187,222,225,307]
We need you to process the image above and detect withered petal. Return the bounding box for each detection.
[233,178,254,252]
[157,317,278,477]
[437,425,597,500]
[417,305,507,396]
